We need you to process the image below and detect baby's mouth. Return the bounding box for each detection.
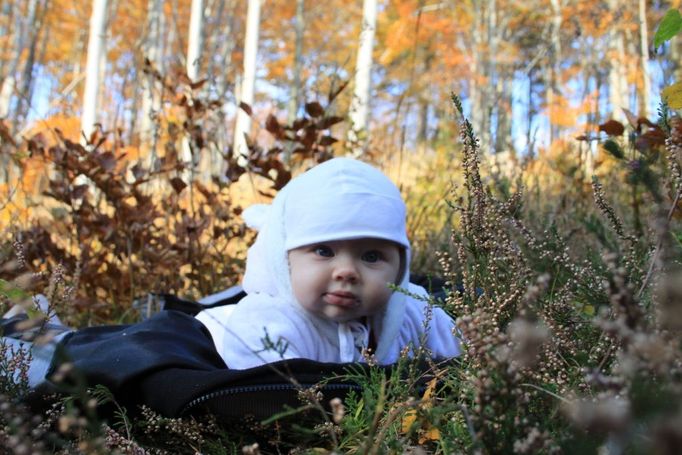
[323,291,359,308]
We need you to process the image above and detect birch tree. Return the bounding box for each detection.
[14,0,51,130]
[139,0,164,149]
[287,0,305,124]
[233,0,261,161]
[546,0,562,144]
[0,0,41,121]
[637,0,651,117]
[187,0,205,81]
[347,0,377,156]
[206,0,236,99]
[468,0,492,154]
[80,0,108,142]
[206,0,237,153]
[606,0,627,122]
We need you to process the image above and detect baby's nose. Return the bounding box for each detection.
[333,259,359,283]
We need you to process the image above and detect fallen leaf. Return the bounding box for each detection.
[401,375,442,443]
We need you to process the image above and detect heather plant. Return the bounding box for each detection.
[430,97,682,453]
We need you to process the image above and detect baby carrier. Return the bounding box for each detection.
[2,276,453,420]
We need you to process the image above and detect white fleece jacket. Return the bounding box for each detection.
[197,158,461,369]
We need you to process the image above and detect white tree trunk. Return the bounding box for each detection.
[347,0,377,155]
[0,0,39,119]
[607,0,627,122]
[637,0,650,118]
[140,0,164,147]
[287,0,304,124]
[80,0,108,142]
[469,0,492,154]
[206,0,236,159]
[232,0,261,161]
[547,0,562,144]
[186,0,204,81]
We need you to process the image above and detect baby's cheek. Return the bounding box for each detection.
[378,286,394,304]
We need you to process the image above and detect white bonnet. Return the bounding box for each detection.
[241,157,411,361]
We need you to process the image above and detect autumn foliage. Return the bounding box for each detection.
[1,1,682,453]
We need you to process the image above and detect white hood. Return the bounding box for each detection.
[240,157,411,362]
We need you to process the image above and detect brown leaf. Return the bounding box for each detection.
[224,165,246,183]
[328,80,349,103]
[71,184,89,200]
[319,135,338,146]
[177,72,192,86]
[290,118,309,131]
[635,137,651,152]
[265,114,284,138]
[638,117,657,129]
[96,151,117,173]
[317,116,345,129]
[305,102,325,118]
[87,123,105,145]
[257,189,276,198]
[239,102,253,116]
[26,133,47,156]
[190,78,208,90]
[170,177,187,193]
[599,119,625,136]
[131,163,146,180]
[640,128,667,148]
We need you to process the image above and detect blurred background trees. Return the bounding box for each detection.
[0,0,677,164]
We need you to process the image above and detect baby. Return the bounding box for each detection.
[196,158,461,369]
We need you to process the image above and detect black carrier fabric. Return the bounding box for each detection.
[42,310,369,418]
[32,276,455,419]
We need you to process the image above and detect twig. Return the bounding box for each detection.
[520,383,571,404]
[636,188,682,298]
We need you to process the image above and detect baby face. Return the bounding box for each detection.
[288,238,402,322]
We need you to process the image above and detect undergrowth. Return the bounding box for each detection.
[1,85,681,453]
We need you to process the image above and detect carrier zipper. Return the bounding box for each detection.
[182,382,362,414]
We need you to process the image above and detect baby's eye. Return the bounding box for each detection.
[314,245,334,257]
[361,250,383,263]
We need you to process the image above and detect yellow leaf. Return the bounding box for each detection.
[421,376,439,402]
[400,375,442,442]
[662,81,682,109]
[401,409,418,434]
[419,427,441,444]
